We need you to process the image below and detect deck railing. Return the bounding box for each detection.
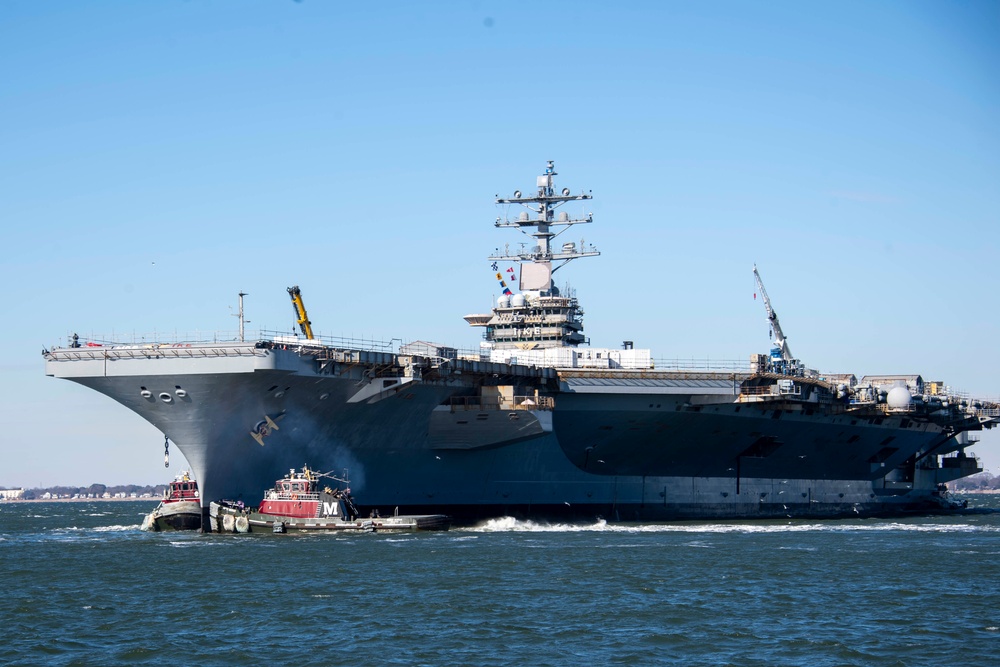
[47,329,400,354]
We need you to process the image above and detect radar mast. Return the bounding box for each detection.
[492,160,599,288]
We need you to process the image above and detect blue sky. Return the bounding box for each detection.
[2,1,998,487]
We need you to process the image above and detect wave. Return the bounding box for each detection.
[462,516,1000,534]
[44,524,140,535]
[93,524,139,532]
[467,517,609,532]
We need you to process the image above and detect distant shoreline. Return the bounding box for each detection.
[1,497,161,503]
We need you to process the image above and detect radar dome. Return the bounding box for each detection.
[511,294,526,307]
[497,295,510,308]
[886,386,913,410]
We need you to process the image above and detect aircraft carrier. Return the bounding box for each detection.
[43,162,998,526]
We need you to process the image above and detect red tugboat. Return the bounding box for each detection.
[141,471,202,531]
[210,466,450,533]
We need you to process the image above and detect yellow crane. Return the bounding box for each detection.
[287,285,315,339]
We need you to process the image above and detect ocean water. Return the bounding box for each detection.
[1,500,999,667]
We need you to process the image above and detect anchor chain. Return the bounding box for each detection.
[163,435,170,468]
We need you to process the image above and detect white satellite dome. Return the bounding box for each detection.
[497,295,510,308]
[886,386,913,410]
[511,294,526,307]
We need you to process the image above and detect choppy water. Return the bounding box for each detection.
[2,499,999,666]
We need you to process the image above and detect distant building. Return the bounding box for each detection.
[0,488,25,501]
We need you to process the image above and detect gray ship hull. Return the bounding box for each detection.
[44,341,989,524]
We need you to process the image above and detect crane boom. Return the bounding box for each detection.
[287,286,314,339]
[752,264,796,369]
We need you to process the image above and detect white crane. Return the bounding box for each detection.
[753,264,800,375]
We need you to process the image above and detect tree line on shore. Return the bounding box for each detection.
[4,483,168,500]
[952,472,1000,491]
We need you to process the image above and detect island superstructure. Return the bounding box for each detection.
[44,162,998,527]
[463,160,597,354]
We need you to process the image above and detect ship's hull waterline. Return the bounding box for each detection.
[45,342,984,523]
